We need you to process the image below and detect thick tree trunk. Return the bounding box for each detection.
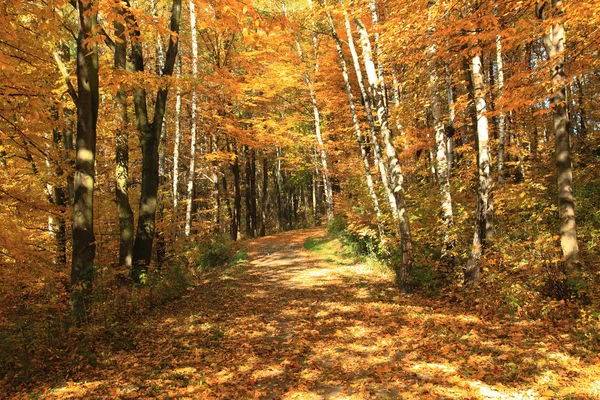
[114,9,134,269]
[131,0,182,282]
[71,0,99,319]
[541,0,579,266]
[465,53,494,286]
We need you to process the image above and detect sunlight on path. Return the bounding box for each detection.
[32,228,600,399]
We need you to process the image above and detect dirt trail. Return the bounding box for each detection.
[25,228,600,399]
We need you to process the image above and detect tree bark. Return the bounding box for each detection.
[495,7,506,184]
[541,0,579,266]
[185,0,199,237]
[343,10,399,226]
[326,10,386,247]
[428,0,455,278]
[114,6,134,269]
[130,0,182,282]
[287,7,334,222]
[172,53,182,210]
[465,53,494,286]
[355,17,414,291]
[260,156,268,237]
[232,144,242,240]
[71,0,99,319]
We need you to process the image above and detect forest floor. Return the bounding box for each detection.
[18,228,600,399]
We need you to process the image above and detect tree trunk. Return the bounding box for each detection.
[71,0,99,320]
[232,144,242,240]
[172,53,182,210]
[465,53,494,286]
[428,0,455,278]
[276,147,283,230]
[290,23,334,222]
[355,17,414,291]
[260,156,268,236]
[343,10,399,226]
[445,63,456,172]
[541,0,579,266]
[495,9,506,184]
[131,0,182,282]
[114,7,134,269]
[326,11,386,246]
[185,0,199,237]
[154,0,168,269]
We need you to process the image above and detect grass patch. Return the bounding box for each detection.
[303,236,345,262]
[233,250,248,264]
[303,236,330,252]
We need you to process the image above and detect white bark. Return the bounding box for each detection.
[354,16,414,290]
[289,8,334,222]
[172,53,182,209]
[326,10,386,246]
[465,53,494,286]
[495,7,506,184]
[185,0,199,236]
[343,11,399,224]
[428,0,455,266]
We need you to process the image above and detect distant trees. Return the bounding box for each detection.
[0,0,598,325]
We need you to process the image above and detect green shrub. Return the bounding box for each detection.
[195,236,235,269]
[326,215,347,237]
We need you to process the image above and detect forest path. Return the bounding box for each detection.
[35,228,599,399]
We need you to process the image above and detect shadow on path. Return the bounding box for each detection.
[21,228,600,399]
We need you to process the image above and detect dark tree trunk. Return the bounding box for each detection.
[260,156,268,237]
[232,144,242,241]
[131,0,182,282]
[71,0,99,320]
[244,147,253,237]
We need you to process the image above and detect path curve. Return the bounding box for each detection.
[27,228,600,399]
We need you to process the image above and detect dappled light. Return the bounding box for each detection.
[11,228,599,399]
[2,0,600,396]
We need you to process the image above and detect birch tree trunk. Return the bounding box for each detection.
[326,10,386,246]
[185,0,198,237]
[495,7,506,184]
[541,0,579,266]
[428,0,455,277]
[355,17,414,291]
[172,53,182,210]
[287,1,334,221]
[465,53,494,286]
[342,10,399,225]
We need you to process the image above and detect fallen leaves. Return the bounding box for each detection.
[8,228,600,399]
